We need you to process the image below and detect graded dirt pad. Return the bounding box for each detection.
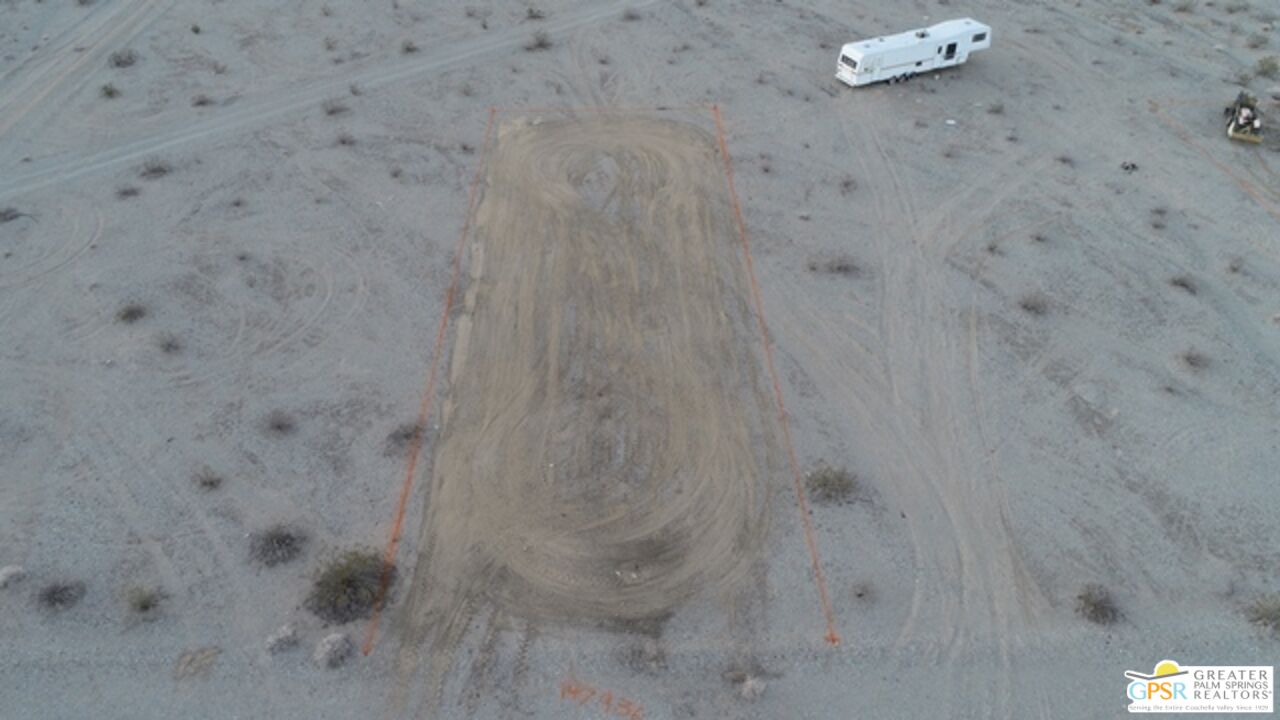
[396,111,780,696]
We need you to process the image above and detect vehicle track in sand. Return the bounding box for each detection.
[0,0,176,167]
[0,0,657,203]
[392,111,782,710]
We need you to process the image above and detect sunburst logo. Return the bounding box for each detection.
[1125,659,1273,714]
[1127,660,1189,703]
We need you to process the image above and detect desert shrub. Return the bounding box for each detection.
[1181,350,1211,370]
[384,422,424,454]
[1256,56,1280,79]
[988,102,1004,114]
[805,464,858,505]
[336,132,356,146]
[1246,33,1269,49]
[0,207,23,223]
[108,49,139,68]
[806,255,861,276]
[116,303,147,323]
[622,8,642,20]
[526,7,545,20]
[525,31,552,51]
[139,159,171,180]
[1174,0,1197,11]
[250,525,308,567]
[39,581,86,610]
[1246,594,1280,634]
[322,99,348,116]
[100,83,120,99]
[194,468,223,491]
[1169,275,1197,294]
[265,411,296,435]
[157,334,183,354]
[116,186,141,199]
[1224,0,1250,13]
[191,94,213,107]
[126,586,166,618]
[1075,583,1120,624]
[305,549,392,624]
[1019,293,1049,316]
[401,39,419,54]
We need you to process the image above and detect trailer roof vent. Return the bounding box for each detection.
[915,29,929,38]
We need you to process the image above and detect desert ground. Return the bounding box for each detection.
[1,0,1278,718]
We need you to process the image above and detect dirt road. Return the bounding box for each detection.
[392,112,782,706]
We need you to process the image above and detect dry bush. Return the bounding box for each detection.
[265,411,296,435]
[622,8,643,20]
[116,304,147,323]
[191,94,214,107]
[1019,293,1049,316]
[1246,594,1280,634]
[322,99,349,116]
[100,83,120,99]
[1075,583,1120,624]
[157,334,183,354]
[0,207,24,223]
[384,422,424,455]
[1181,350,1211,370]
[805,464,858,505]
[526,7,545,20]
[1174,0,1197,11]
[126,586,166,618]
[525,31,552,51]
[401,39,419,54]
[1257,56,1280,79]
[250,525,308,567]
[139,159,171,180]
[1169,275,1197,295]
[108,49,139,68]
[806,255,861,276]
[305,550,392,624]
[116,186,141,199]
[39,581,86,611]
[194,468,223,491]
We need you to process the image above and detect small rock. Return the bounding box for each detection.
[265,624,299,654]
[945,118,957,126]
[313,632,353,669]
[740,676,767,701]
[0,565,25,589]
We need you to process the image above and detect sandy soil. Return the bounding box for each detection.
[1,0,1279,718]
[392,111,780,711]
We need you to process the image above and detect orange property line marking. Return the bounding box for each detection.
[361,106,498,657]
[560,678,645,720]
[711,104,842,647]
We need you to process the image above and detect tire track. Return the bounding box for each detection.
[394,111,781,713]
[0,0,658,203]
[0,0,175,165]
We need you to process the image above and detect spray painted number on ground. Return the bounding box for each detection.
[559,678,644,720]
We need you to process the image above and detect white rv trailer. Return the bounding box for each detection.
[836,18,991,87]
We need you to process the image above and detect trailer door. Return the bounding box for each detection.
[945,42,957,60]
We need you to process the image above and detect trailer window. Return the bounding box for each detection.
[973,32,987,42]
[840,54,858,70]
